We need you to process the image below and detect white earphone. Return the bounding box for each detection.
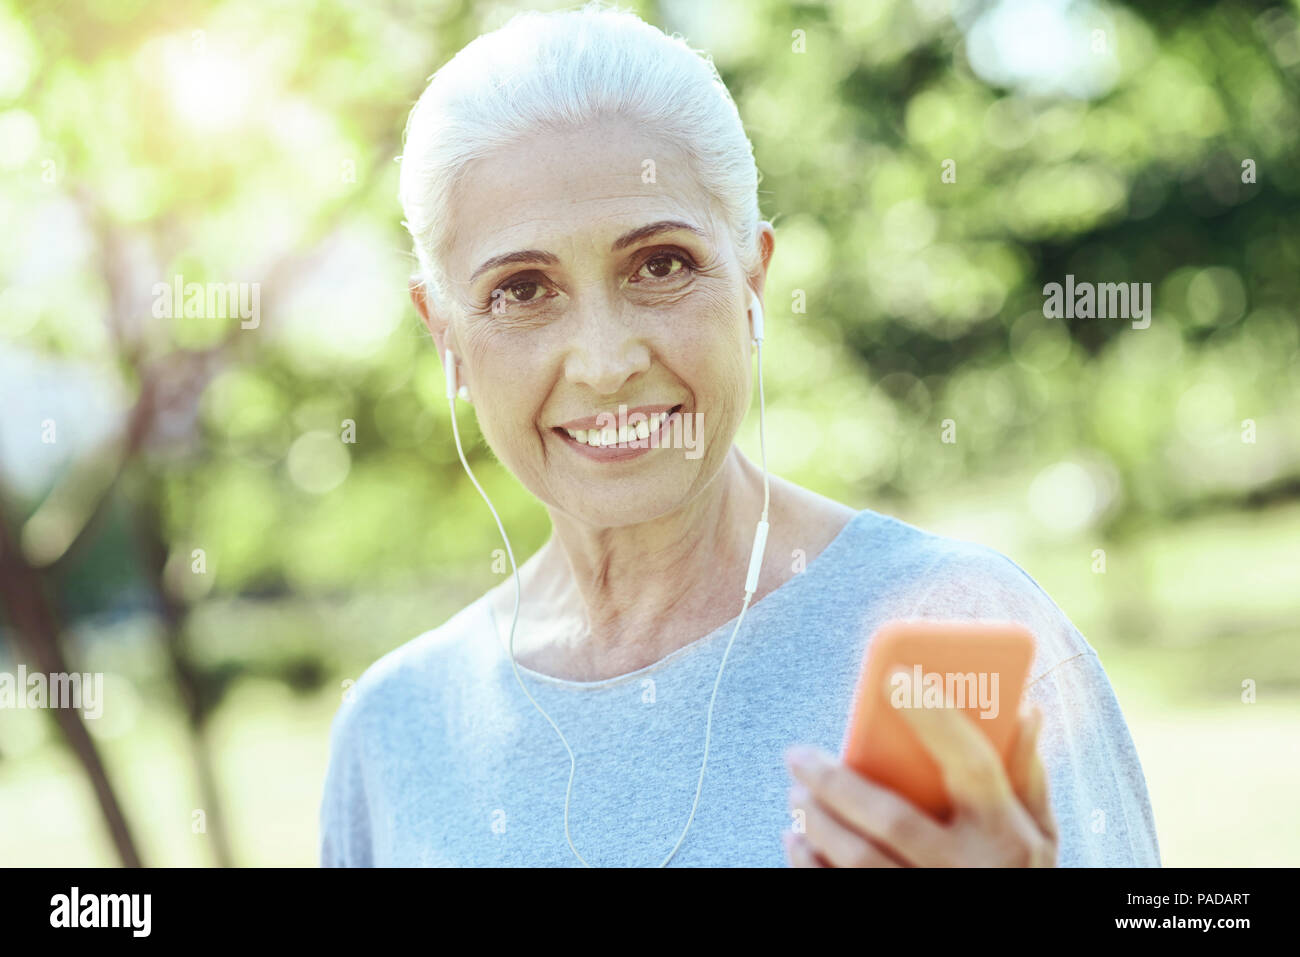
[443,290,770,867]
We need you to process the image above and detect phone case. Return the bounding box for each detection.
[840,619,1036,821]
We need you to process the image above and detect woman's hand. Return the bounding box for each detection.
[782,692,1058,867]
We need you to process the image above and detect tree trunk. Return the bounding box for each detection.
[127,478,236,867]
[0,513,143,867]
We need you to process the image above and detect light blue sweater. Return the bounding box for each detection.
[320,508,1161,867]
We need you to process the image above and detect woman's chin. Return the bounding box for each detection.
[553,472,701,529]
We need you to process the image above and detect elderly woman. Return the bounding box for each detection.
[320,4,1160,868]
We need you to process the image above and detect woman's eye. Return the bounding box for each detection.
[506,280,543,302]
[486,276,553,311]
[634,252,691,282]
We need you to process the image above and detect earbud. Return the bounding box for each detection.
[444,350,472,402]
[444,349,458,401]
[749,292,764,344]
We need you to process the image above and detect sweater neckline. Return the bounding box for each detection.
[484,507,875,691]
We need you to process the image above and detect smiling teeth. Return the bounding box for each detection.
[564,412,671,446]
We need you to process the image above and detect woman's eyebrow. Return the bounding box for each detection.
[469,220,707,283]
[611,219,708,250]
[470,249,560,283]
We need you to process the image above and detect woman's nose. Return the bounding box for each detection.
[562,301,651,395]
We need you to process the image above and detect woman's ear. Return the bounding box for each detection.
[746,221,776,305]
[409,275,450,357]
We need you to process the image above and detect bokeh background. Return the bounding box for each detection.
[2,0,1298,866]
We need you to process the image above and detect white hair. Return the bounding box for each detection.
[397,1,762,311]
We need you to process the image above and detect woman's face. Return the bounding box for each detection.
[435,117,769,529]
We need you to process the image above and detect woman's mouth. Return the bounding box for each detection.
[551,404,684,461]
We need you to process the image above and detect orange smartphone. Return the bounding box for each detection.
[840,620,1036,821]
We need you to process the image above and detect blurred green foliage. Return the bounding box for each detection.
[5,0,1299,586]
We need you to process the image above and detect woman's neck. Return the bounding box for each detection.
[543,447,769,657]
[494,452,856,682]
